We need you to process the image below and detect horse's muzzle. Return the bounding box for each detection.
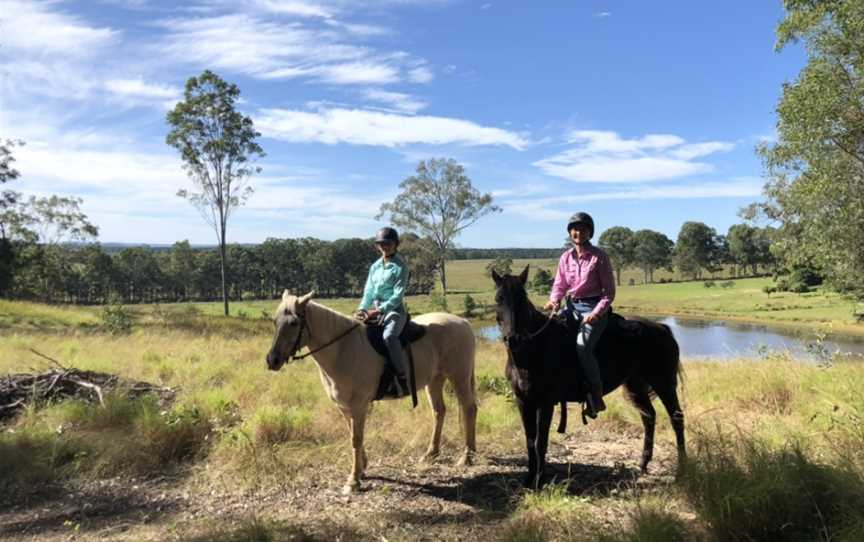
[266,351,286,371]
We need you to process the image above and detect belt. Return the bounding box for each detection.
[569,295,601,304]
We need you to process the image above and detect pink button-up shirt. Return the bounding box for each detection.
[549,243,616,316]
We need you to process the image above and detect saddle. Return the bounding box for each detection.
[364,314,426,408]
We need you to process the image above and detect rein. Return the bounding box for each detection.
[290,312,361,361]
[524,311,555,340]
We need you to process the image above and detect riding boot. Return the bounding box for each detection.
[394,374,410,398]
[585,382,606,418]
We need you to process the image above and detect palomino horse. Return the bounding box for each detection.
[492,267,685,488]
[266,291,478,494]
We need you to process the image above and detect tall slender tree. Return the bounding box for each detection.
[377,158,500,296]
[598,226,635,286]
[166,70,264,316]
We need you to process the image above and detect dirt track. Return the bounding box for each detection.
[0,427,681,541]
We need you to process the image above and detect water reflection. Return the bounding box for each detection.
[476,316,864,362]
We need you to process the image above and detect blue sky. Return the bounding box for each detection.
[0,0,804,247]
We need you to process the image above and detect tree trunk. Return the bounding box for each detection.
[219,226,229,316]
[439,256,448,296]
[615,266,621,287]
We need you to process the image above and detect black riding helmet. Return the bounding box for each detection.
[566,212,595,238]
[375,227,400,245]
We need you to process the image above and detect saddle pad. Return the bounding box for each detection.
[365,318,426,358]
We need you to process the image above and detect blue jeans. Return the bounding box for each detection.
[382,311,407,377]
[565,298,608,389]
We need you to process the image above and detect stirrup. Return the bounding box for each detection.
[584,392,606,419]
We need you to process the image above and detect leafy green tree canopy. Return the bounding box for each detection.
[598,226,635,286]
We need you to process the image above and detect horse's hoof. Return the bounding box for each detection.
[456,451,474,467]
[419,451,439,464]
[342,481,360,495]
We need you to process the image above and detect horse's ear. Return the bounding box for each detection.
[491,269,503,286]
[298,291,315,306]
[518,265,530,286]
[282,289,291,301]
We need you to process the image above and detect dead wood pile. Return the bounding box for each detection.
[0,349,175,423]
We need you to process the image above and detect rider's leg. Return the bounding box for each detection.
[572,301,608,416]
[382,311,409,395]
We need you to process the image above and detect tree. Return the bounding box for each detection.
[166,70,264,315]
[727,224,760,276]
[632,229,674,283]
[532,267,553,295]
[598,226,635,286]
[485,253,513,278]
[674,222,718,279]
[378,158,500,296]
[750,0,864,299]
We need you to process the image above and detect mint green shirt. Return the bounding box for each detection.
[359,253,408,314]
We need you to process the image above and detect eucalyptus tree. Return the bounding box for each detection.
[166,70,264,315]
[749,0,864,299]
[632,229,674,284]
[378,158,500,296]
[674,221,718,279]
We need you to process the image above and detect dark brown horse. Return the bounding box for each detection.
[492,266,685,488]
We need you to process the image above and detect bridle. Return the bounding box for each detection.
[499,287,557,346]
[285,309,361,361]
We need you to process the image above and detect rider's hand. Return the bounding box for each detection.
[366,309,380,320]
[584,312,598,325]
[543,300,560,312]
[353,310,368,321]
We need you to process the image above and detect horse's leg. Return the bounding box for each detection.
[517,397,539,488]
[655,384,687,470]
[343,403,369,495]
[340,408,366,476]
[419,373,446,464]
[535,401,555,488]
[451,371,478,466]
[624,377,657,473]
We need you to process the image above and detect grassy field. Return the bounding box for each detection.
[2,292,864,540]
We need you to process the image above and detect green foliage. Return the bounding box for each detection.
[429,290,449,312]
[674,221,719,279]
[720,280,735,289]
[752,0,864,300]
[532,267,553,295]
[100,296,134,334]
[599,226,635,286]
[703,280,716,288]
[377,158,501,294]
[632,229,674,283]
[462,293,477,317]
[679,429,864,541]
[485,253,513,278]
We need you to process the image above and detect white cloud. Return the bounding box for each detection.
[481,3,492,9]
[104,78,181,100]
[0,0,119,57]
[501,179,763,221]
[534,130,734,183]
[255,107,529,148]
[250,0,334,17]
[155,13,428,86]
[594,11,612,18]
[361,89,428,113]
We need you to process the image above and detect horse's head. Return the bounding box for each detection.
[491,265,533,350]
[266,290,315,371]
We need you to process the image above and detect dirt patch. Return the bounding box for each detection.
[0,430,682,541]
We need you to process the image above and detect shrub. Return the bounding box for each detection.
[463,294,477,318]
[429,291,448,312]
[532,268,553,295]
[762,286,777,296]
[703,280,716,288]
[100,297,133,335]
[720,280,735,289]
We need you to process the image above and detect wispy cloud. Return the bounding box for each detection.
[155,13,429,86]
[481,3,492,9]
[500,178,763,221]
[255,107,529,148]
[360,89,428,113]
[533,130,734,183]
[1,0,119,57]
[104,78,181,101]
[594,11,612,18]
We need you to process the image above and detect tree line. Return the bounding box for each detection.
[0,235,439,305]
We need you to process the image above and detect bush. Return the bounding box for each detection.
[100,297,133,335]
[429,291,448,312]
[463,294,477,318]
[532,268,553,295]
[762,285,777,296]
[720,280,735,289]
[703,280,716,288]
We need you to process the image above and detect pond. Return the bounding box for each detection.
[476,316,864,362]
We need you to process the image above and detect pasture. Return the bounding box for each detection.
[1,260,864,540]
